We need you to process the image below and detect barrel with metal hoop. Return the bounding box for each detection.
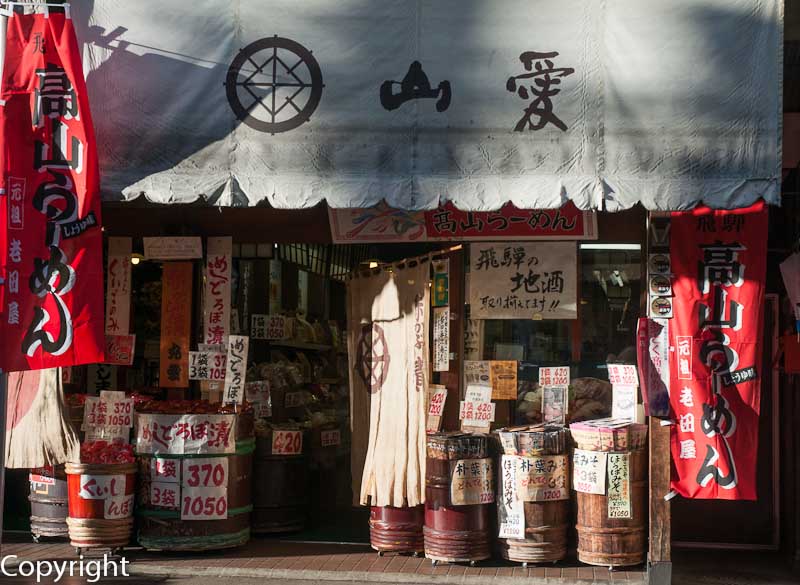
[495,425,570,565]
[369,505,424,555]
[571,421,648,568]
[424,432,492,564]
[135,410,254,551]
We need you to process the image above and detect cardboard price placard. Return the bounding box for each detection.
[104,495,134,520]
[251,314,268,339]
[151,458,180,484]
[611,384,638,421]
[245,381,272,419]
[427,386,448,418]
[266,315,289,340]
[189,351,227,381]
[607,453,632,519]
[320,429,341,447]
[83,394,133,442]
[607,364,638,387]
[180,486,228,520]
[464,361,491,386]
[539,366,570,387]
[460,384,494,432]
[433,307,450,372]
[542,385,568,425]
[572,449,608,495]
[104,334,135,366]
[450,458,494,505]
[150,481,179,509]
[182,458,228,489]
[135,413,236,455]
[497,455,525,539]
[272,430,303,455]
[78,474,125,500]
[223,335,249,405]
[514,454,569,501]
[489,361,517,400]
[284,391,305,408]
[459,401,496,424]
[426,384,448,433]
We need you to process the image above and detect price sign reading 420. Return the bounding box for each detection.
[272,430,303,455]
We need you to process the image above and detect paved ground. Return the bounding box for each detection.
[0,538,797,584]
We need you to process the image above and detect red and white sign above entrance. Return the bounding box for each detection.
[329,202,597,243]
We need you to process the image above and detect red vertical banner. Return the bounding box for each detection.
[160,262,192,388]
[0,11,104,371]
[669,201,767,500]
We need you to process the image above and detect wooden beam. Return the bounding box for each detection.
[648,417,672,585]
[645,212,671,585]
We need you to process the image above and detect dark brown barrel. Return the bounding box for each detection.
[137,412,254,551]
[576,448,647,567]
[251,428,307,533]
[370,506,424,554]
[424,432,491,563]
[29,465,69,539]
[496,426,570,564]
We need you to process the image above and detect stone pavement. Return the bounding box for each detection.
[3,538,798,585]
[1,538,646,584]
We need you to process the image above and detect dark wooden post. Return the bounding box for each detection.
[646,213,672,585]
[440,248,464,432]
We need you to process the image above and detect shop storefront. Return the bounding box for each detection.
[0,2,793,584]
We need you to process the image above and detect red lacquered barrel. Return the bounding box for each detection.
[370,506,424,554]
[424,433,491,564]
[65,462,136,551]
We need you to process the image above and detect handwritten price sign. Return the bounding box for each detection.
[272,430,303,455]
[428,387,447,417]
[607,364,638,387]
[284,391,305,408]
[539,366,570,387]
[150,481,179,509]
[320,429,341,448]
[104,494,134,519]
[459,400,496,423]
[266,315,288,340]
[182,458,228,488]
[181,487,228,520]
[79,474,124,500]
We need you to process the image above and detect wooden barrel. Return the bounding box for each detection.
[65,462,137,550]
[369,506,424,554]
[424,432,491,564]
[29,465,69,540]
[251,428,307,533]
[496,426,570,564]
[136,412,254,551]
[575,448,647,567]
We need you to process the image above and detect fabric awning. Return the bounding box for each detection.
[26,0,784,211]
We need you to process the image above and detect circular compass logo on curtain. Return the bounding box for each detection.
[225,36,324,134]
[355,323,390,393]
